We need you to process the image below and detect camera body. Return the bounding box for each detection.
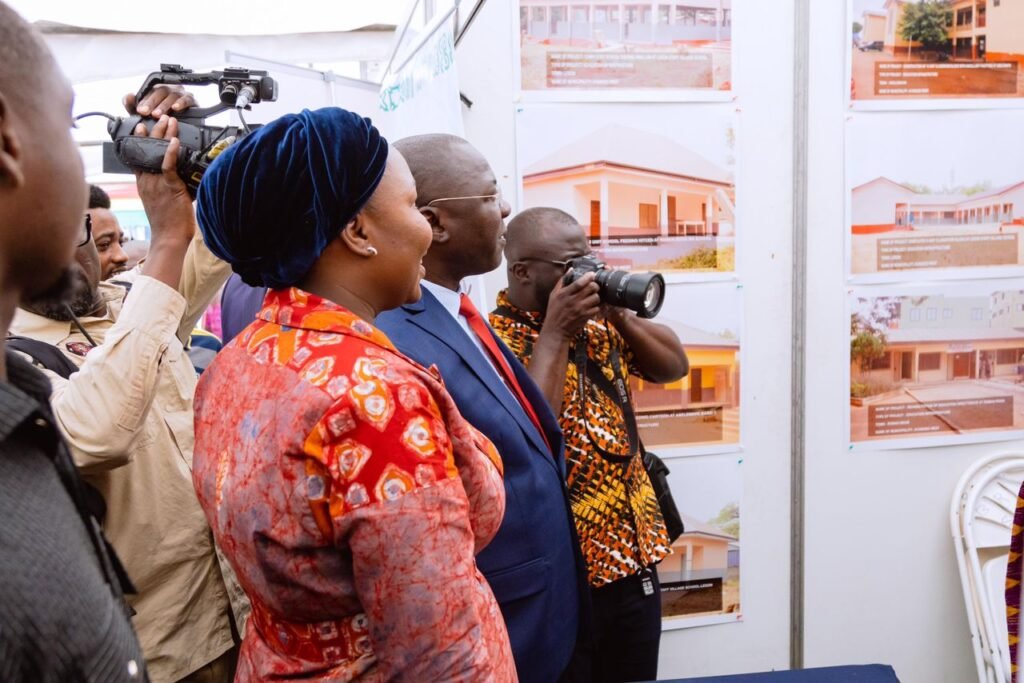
[562,254,666,319]
[101,64,278,197]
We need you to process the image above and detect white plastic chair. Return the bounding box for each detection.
[951,453,1024,683]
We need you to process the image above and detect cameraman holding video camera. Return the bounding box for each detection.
[490,207,689,683]
[9,86,237,682]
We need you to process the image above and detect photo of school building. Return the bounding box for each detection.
[631,316,740,447]
[851,0,1024,99]
[658,512,740,619]
[850,292,1024,442]
[849,176,1024,273]
[522,123,736,273]
[518,0,731,90]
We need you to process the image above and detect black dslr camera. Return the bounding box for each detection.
[87,64,278,197]
[562,255,666,319]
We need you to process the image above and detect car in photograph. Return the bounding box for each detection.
[858,40,884,52]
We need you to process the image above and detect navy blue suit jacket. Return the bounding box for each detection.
[377,289,585,683]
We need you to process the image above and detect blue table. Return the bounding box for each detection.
[657,664,900,683]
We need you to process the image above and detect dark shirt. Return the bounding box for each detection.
[220,273,267,345]
[0,350,147,682]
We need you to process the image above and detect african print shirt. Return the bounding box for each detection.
[490,290,671,587]
[192,288,516,683]
[1007,487,1024,678]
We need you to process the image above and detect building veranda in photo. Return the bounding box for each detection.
[522,123,736,274]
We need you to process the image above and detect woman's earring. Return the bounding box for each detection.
[367,246,378,256]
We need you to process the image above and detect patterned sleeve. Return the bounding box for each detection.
[489,313,530,365]
[614,322,648,381]
[302,353,508,681]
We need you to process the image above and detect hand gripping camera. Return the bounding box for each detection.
[562,255,666,319]
[85,64,278,197]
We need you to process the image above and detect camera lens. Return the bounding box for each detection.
[596,270,665,318]
[640,275,665,319]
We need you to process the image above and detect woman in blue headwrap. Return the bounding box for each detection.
[190,108,517,682]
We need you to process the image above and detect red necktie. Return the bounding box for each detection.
[459,294,552,454]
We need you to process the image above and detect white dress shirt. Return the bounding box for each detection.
[419,280,513,390]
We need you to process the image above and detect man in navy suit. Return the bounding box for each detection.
[376,134,587,683]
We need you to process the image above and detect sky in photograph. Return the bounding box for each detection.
[661,283,741,339]
[666,456,741,524]
[847,110,1024,189]
[852,0,888,21]
[517,103,736,172]
[851,280,1024,328]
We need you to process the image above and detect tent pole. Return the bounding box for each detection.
[455,0,488,47]
[790,0,811,671]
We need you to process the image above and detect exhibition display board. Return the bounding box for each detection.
[511,0,744,632]
[845,1,1024,456]
[804,2,1024,681]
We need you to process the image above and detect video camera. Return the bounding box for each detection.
[562,255,666,319]
[82,64,278,197]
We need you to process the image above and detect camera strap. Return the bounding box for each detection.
[491,301,641,462]
[574,326,640,464]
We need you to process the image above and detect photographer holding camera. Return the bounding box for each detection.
[490,207,689,683]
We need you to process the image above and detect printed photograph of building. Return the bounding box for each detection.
[850,0,1024,100]
[518,104,736,275]
[847,110,1024,277]
[850,286,1024,444]
[630,283,740,450]
[519,0,731,91]
[656,455,741,624]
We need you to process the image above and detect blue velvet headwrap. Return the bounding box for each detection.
[196,107,388,288]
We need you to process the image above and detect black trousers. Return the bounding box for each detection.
[589,568,662,683]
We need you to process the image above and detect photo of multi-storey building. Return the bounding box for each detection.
[851,0,1024,100]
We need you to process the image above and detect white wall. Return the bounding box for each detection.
[457,2,521,300]
[805,4,991,682]
[851,181,909,227]
[460,0,795,678]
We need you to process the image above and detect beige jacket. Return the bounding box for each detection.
[10,235,234,682]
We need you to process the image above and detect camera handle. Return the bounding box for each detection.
[135,70,221,103]
[113,135,173,175]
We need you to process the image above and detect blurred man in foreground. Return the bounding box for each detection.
[0,2,147,679]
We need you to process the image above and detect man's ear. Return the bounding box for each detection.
[0,94,25,189]
[338,212,376,257]
[509,260,531,284]
[420,206,449,244]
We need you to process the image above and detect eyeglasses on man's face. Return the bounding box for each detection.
[78,213,93,248]
[515,252,593,270]
[516,257,571,270]
[424,191,502,207]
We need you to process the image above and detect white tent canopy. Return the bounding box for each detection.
[6,0,409,35]
[14,0,476,190]
[38,30,395,84]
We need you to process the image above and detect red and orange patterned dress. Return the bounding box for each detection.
[192,288,517,682]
